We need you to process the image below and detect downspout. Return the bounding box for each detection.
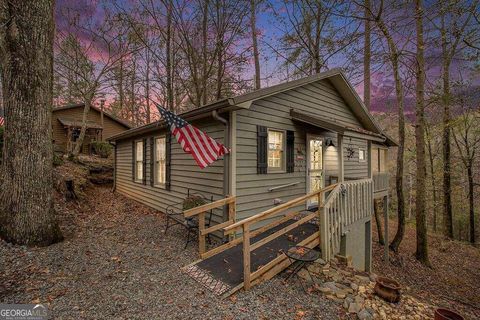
[212,110,230,221]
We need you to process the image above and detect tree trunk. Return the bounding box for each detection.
[145,48,151,123]
[72,97,93,157]
[440,15,453,238]
[376,23,405,253]
[467,163,475,244]
[251,0,261,90]
[166,0,174,112]
[414,0,430,265]
[0,0,62,245]
[365,0,383,244]
[426,127,438,232]
[364,0,371,110]
[201,0,209,106]
[374,199,385,245]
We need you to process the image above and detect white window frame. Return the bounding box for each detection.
[154,135,167,187]
[267,128,286,173]
[358,148,367,163]
[135,140,144,182]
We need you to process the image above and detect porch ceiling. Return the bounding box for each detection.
[290,109,387,143]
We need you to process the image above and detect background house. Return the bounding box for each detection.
[52,103,131,154]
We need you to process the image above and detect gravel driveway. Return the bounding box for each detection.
[0,186,342,319]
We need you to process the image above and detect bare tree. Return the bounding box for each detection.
[0,0,62,245]
[251,0,261,89]
[414,0,430,265]
[452,86,480,244]
[361,0,408,253]
[432,0,479,238]
[363,0,384,245]
[274,0,361,77]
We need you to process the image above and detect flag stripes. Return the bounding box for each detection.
[157,105,229,169]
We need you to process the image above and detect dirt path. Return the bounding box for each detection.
[0,185,341,320]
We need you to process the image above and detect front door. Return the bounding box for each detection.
[307,135,324,206]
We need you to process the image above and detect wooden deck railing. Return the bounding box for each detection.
[373,172,389,193]
[320,179,374,260]
[223,184,338,290]
[183,196,236,257]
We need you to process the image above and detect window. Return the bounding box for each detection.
[135,140,143,181]
[359,148,366,162]
[155,136,166,185]
[268,129,284,170]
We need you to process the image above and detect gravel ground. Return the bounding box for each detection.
[0,185,342,320]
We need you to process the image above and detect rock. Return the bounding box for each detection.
[357,309,373,320]
[323,281,339,291]
[297,269,312,281]
[351,283,359,290]
[307,264,322,275]
[358,286,366,293]
[336,292,346,299]
[343,297,354,309]
[355,275,371,283]
[355,295,365,305]
[369,273,378,282]
[348,302,362,314]
[319,287,332,294]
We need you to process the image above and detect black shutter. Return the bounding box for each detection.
[150,137,155,186]
[165,134,172,191]
[142,138,147,185]
[257,125,268,174]
[286,130,295,173]
[132,140,135,181]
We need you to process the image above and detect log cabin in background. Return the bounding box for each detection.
[52,103,131,154]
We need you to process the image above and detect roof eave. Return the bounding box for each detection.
[108,98,235,142]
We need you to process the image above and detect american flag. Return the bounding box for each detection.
[0,117,4,126]
[156,105,229,169]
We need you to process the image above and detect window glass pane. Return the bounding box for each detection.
[136,162,143,180]
[136,141,143,160]
[155,137,166,184]
[309,139,322,170]
[268,130,283,169]
[359,149,364,160]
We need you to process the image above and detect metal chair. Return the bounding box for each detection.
[164,189,214,249]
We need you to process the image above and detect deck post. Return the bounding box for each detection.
[198,212,206,255]
[337,133,344,182]
[319,192,328,260]
[242,223,251,290]
[383,195,389,263]
[227,197,236,242]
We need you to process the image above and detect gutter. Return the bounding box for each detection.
[212,110,230,221]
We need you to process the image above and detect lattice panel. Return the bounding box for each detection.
[183,264,232,296]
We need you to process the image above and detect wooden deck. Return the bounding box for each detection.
[180,180,376,297]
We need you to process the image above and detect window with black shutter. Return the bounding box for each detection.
[165,134,172,190]
[257,125,268,174]
[150,137,155,186]
[142,138,147,185]
[286,130,295,173]
[131,141,135,181]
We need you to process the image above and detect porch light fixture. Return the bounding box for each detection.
[325,138,335,148]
